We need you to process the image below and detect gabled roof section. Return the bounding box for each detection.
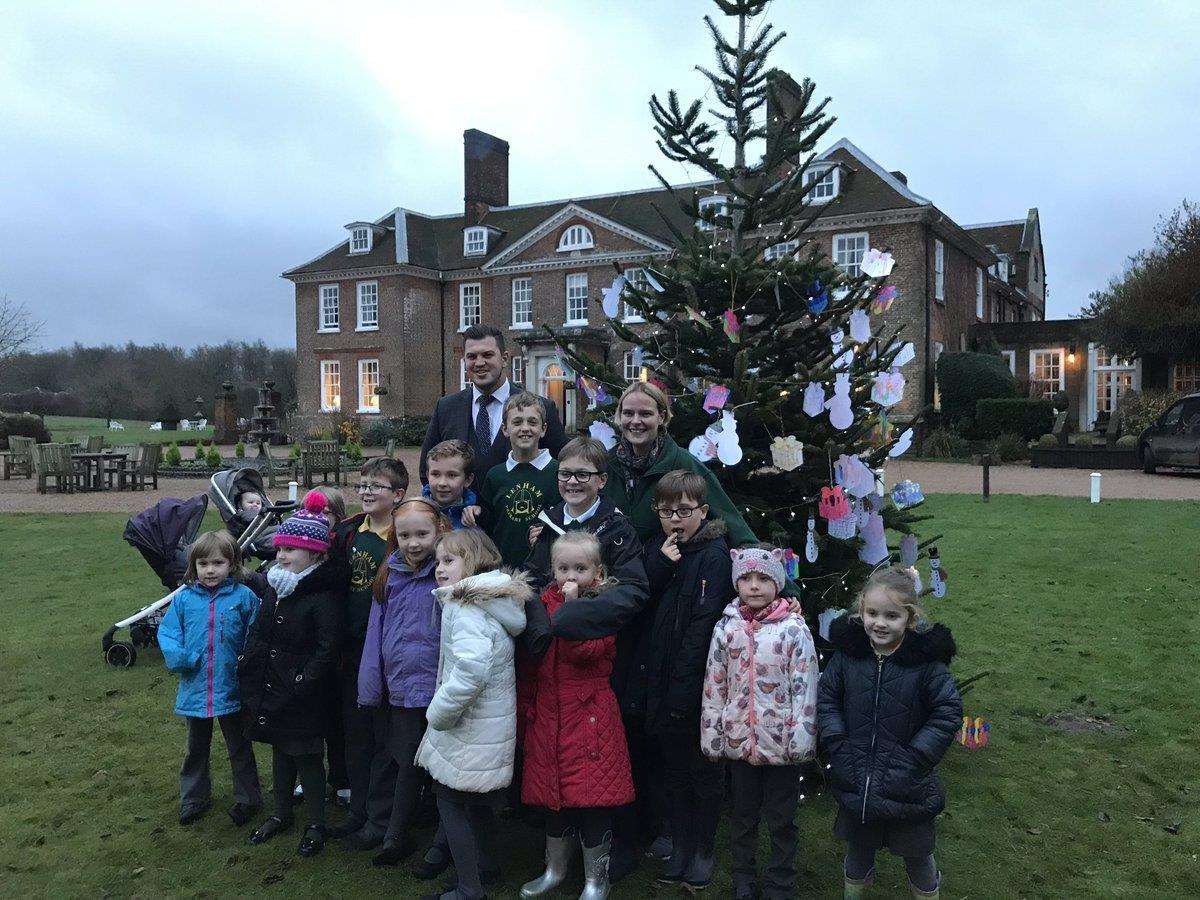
[283,208,401,278]
[817,138,932,210]
[963,219,1025,258]
[482,202,673,271]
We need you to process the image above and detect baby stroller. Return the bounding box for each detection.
[102,467,297,667]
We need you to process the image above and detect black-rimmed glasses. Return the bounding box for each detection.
[557,469,601,484]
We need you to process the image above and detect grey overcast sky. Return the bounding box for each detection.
[3,0,1198,350]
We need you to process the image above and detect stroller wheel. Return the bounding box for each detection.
[105,641,137,668]
[130,625,152,648]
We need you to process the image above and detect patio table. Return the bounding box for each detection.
[72,452,128,491]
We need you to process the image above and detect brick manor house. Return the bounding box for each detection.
[284,73,1046,427]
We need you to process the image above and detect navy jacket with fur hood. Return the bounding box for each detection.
[817,614,962,825]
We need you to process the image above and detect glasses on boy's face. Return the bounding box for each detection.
[654,505,700,520]
[557,470,600,484]
[356,482,394,495]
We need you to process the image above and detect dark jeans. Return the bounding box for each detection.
[543,806,616,847]
[659,731,724,855]
[729,761,800,898]
[373,705,428,844]
[436,785,500,900]
[272,748,326,826]
[180,714,261,811]
[341,645,383,830]
[614,714,667,849]
[845,843,938,893]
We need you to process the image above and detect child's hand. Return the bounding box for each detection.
[461,505,482,528]
[561,581,580,601]
[786,597,803,616]
[528,524,544,547]
[660,532,682,563]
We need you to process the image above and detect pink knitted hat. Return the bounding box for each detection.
[730,547,786,592]
[273,490,332,552]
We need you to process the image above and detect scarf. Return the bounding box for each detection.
[615,433,666,487]
[267,561,319,599]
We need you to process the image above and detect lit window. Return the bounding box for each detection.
[350,227,371,254]
[358,359,380,413]
[934,240,945,301]
[459,283,481,329]
[320,360,341,412]
[557,225,594,251]
[357,281,379,330]
[565,273,588,325]
[1173,363,1200,393]
[976,267,984,320]
[319,285,340,331]
[1030,349,1064,399]
[803,166,839,202]
[512,355,526,387]
[697,195,728,230]
[622,268,648,322]
[464,226,488,256]
[622,351,641,383]
[833,232,869,278]
[765,240,800,262]
[511,277,532,328]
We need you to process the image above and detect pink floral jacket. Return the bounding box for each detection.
[700,597,819,766]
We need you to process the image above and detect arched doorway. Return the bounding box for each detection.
[534,355,576,430]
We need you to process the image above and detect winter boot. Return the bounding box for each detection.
[682,802,719,891]
[843,867,873,899]
[579,832,612,900]
[520,831,577,898]
[908,871,940,898]
[657,807,692,885]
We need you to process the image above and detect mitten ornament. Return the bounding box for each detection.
[899,532,919,567]
[858,512,888,565]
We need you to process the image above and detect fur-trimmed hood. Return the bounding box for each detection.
[433,569,531,636]
[681,517,727,549]
[828,613,956,667]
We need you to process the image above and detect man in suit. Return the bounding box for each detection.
[420,324,570,486]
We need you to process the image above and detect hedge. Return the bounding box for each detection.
[975,398,1056,440]
[936,352,1016,426]
[0,412,52,449]
[361,415,432,447]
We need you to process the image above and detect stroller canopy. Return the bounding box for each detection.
[209,467,267,524]
[124,494,209,588]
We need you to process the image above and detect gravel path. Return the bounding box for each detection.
[3,452,1198,513]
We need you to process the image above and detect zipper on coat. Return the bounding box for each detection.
[862,653,885,823]
[206,597,217,718]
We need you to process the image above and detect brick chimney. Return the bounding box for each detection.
[463,129,509,226]
[764,70,807,158]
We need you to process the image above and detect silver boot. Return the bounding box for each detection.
[520,831,577,898]
[579,832,612,900]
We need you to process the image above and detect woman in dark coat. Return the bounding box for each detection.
[239,491,343,857]
[817,568,962,899]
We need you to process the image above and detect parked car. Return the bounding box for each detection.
[1139,393,1200,473]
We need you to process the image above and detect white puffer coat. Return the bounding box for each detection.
[416,569,530,793]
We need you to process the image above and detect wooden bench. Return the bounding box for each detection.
[300,440,342,488]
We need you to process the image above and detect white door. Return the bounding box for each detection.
[534,354,574,430]
[1085,343,1140,430]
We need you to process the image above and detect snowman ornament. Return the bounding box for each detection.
[929,547,948,598]
[805,515,818,563]
[826,372,854,430]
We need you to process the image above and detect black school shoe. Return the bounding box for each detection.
[340,827,385,851]
[372,838,416,867]
[411,844,451,880]
[227,803,260,827]
[247,815,293,845]
[325,818,366,840]
[298,824,326,857]
[179,800,212,826]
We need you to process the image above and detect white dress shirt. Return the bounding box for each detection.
[470,379,512,448]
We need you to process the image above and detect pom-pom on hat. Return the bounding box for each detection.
[273,490,332,552]
[730,546,787,593]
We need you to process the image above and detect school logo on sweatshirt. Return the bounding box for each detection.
[502,481,546,524]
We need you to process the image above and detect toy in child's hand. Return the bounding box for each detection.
[929,547,948,598]
[957,716,990,749]
[805,515,818,563]
[826,372,854,430]
[803,381,825,418]
[860,248,896,278]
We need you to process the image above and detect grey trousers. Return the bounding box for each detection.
[436,786,500,900]
[180,714,261,811]
[729,761,800,899]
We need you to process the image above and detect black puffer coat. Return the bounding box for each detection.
[623,519,734,730]
[238,561,344,743]
[817,615,962,825]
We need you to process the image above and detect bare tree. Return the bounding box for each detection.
[0,295,43,361]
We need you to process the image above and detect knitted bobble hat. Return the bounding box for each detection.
[730,546,787,593]
[273,490,332,552]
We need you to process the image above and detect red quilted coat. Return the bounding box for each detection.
[521,583,635,810]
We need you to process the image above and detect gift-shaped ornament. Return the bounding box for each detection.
[803,381,825,418]
[818,485,850,521]
[871,369,906,408]
[770,435,804,471]
[849,309,872,344]
[860,248,896,279]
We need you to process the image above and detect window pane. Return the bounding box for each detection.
[460,283,481,328]
[358,359,379,411]
[358,283,378,327]
[511,278,532,326]
[566,273,588,323]
[834,234,868,277]
[320,285,339,329]
[321,361,341,411]
[1031,351,1061,399]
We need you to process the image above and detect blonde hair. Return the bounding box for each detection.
[502,390,546,427]
[185,531,241,584]
[550,530,603,570]
[851,566,924,630]
[617,381,672,426]
[435,529,502,579]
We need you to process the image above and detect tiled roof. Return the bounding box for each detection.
[963,221,1024,257]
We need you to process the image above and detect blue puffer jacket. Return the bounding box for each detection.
[422,484,479,531]
[358,553,441,709]
[158,579,260,718]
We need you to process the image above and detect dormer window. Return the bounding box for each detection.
[463,226,488,257]
[803,165,839,203]
[991,253,1010,283]
[697,194,729,230]
[558,224,594,252]
[349,226,372,254]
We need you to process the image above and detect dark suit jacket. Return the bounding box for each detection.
[419,383,570,486]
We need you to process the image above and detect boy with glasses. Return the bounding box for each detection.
[326,458,408,847]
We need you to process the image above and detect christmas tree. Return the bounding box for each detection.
[550,0,936,617]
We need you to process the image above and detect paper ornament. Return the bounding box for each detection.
[827,509,857,541]
[601,275,627,319]
[805,515,818,563]
[858,513,889,565]
[589,420,617,450]
[871,284,898,315]
[929,547,948,598]
[782,548,801,580]
[806,279,829,314]
[715,409,743,465]
[871,369,906,408]
[722,309,741,342]
[889,427,915,458]
[892,341,916,368]
[644,269,664,292]
[818,485,850,521]
[703,384,731,413]
[688,432,717,463]
[908,566,924,595]
[957,716,991,750]
[870,414,892,447]
[818,607,843,642]
[866,492,885,512]
[854,498,871,531]
[849,309,872,344]
[860,248,896,279]
[899,533,919,567]
[891,480,925,509]
[770,435,804,471]
[802,381,825,418]
[826,372,854,430]
[835,453,875,499]
[686,307,712,329]
[830,328,845,355]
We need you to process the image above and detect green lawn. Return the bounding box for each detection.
[1,496,1198,897]
[45,415,215,445]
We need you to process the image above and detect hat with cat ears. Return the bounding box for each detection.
[730,547,786,592]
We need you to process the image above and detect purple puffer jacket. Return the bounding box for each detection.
[357,553,440,709]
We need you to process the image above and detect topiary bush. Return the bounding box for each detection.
[205,445,222,468]
[235,441,245,458]
[936,352,1017,427]
[974,398,1056,440]
[360,415,432,447]
[1036,432,1058,448]
[164,442,182,467]
[0,412,52,449]
[989,432,1029,462]
[344,442,364,462]
[920,426,970,459]
[1116,434,1139,449]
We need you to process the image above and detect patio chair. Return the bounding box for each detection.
[300,439,342,488]
[122,443,161,491]
[102,444,137,489]
[8,435,35,478]
[32,443,81,494]
[256,442,297,489]
[85,435,107,452]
